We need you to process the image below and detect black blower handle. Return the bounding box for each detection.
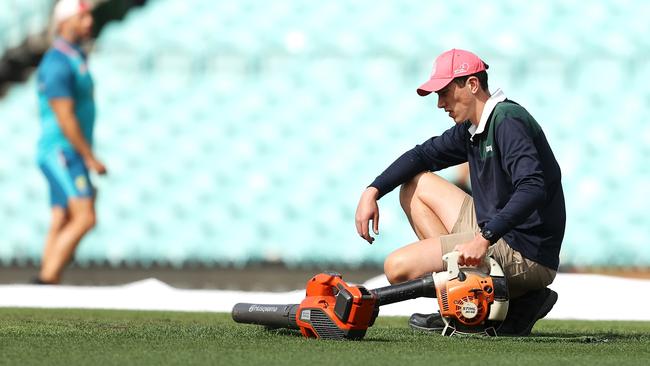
[371,274,436,306]
[231,303,300,329]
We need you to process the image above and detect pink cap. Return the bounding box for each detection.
[53,0,92,28]
[417,49,489,96]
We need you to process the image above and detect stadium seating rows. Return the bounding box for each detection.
[1,0,649,267]
[0,0,54,55]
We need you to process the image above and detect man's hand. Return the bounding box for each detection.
[355,187,380,244]
[85,156,107,175]
[454,233,490,266]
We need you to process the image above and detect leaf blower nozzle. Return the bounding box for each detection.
[232,303,299,330]
[370,274,436,306]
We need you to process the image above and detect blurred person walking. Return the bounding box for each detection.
[453,162,471,195]
[33,0,106,284]
[355,49,565,335]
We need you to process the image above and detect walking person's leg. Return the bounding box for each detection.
[37,151,96,284]
[39,198,96,284]
[38,207,69,282]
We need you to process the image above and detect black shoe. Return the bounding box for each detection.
[408,312,446,332]
[498,287,558,336]
[30,277,55,285]
[408,288,557,336]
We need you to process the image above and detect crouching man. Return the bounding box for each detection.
[355,49,565,335]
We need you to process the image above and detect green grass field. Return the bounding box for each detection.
[1,308,649,366]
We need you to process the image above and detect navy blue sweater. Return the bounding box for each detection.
[370,100,565,270]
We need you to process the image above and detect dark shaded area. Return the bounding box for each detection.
[0,263,383,291]
[0,0,148,96]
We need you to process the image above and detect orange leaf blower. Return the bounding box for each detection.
[232,252,509,339]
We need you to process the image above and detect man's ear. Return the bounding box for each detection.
[467,76,480,94]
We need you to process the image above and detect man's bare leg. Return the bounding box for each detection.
[37,207,69,283]
[384,172,468,283]
[39,198,96,284]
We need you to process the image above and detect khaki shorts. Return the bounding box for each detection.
[439,196,556,298]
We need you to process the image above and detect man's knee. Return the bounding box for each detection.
[399,172,431,210]
[384,252,414,284]
[68,202,97,232]
[74,212,96,232]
